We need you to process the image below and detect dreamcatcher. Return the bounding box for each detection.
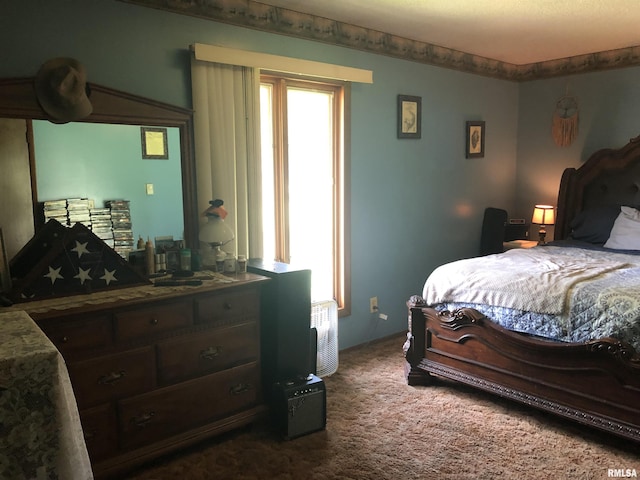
[552,92,579,147]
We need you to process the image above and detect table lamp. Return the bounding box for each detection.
[531,204,555,245]
[199,199,234,266]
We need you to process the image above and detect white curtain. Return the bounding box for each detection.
[190,58,262,260]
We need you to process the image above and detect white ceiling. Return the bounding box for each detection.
[257,0,640,65]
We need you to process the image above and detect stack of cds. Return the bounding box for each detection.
[43,199,68,225]
[107,200,134,258]
[90,207,114,248]
[40,197,135,258]
[67,198,93,228]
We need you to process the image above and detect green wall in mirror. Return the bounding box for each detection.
[33,121,184,243]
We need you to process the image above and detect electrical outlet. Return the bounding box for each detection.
[369,296,378,313]
[146,183,154,195]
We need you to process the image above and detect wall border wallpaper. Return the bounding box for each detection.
[122,0,640,82]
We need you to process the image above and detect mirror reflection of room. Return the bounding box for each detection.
[31,121,184,257]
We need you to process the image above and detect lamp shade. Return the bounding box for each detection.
[199,199,235,246]
[532,205,555,225]
[199,215,234,246]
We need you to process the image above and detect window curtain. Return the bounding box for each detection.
[190,58,263,261]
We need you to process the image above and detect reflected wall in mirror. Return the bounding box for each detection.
[0,77,197,273]
[33,121,184,244]
[0,117,34,260]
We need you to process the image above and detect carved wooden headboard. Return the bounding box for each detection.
[555,135,640,240]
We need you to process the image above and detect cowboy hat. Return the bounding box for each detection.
[35,57,93,123]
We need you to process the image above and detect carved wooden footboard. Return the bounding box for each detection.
[404,296,640,442]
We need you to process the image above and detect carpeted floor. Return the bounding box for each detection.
[128,334,639,480]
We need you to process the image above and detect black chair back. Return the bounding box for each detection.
[480,207,507,255]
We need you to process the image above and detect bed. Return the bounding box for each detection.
[405,134,640,442]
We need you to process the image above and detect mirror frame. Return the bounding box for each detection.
[0,77,198,250]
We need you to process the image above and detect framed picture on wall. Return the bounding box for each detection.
[465,121,485,158]
[141,127,169,159]
[397,95,421,139]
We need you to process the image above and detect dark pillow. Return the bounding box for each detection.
[570,205,621,244]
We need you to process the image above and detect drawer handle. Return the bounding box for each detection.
[131,411,155,428]
[229,382,252,395]
[150,317,159,325]
[61,336,69,343]
[200,345,223,360]
[223,302,232,310]
[98,370,126,385]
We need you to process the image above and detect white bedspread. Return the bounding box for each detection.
[422,246,629,315]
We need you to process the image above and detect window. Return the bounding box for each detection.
[260,74,350,315]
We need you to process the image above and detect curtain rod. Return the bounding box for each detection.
[191,43,373,84]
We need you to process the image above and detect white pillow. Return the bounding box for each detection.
[603,206,640,250]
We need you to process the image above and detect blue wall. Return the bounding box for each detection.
[515,68,640,241]
[33,121,184,242]
[2,0,527,349]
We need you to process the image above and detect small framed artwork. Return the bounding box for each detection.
[466,121,485,158]
[397,95,421,139]
[141,127,169,159]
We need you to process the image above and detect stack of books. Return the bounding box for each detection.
[43,199,68,225]
[90,207,114,248]
[67,198,93,228]
[107,200,134,258]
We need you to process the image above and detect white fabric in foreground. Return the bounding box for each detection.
[603,206,640,250]
[422,246,628,314]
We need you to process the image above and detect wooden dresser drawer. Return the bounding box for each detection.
[38,313,113,359]
[79,404,118,463]
[68,346,156,409]
[195,288,260,325]
[118,362,260,449]
[114,300,193,342]
[24,275,267,477]
[157,321,260,385]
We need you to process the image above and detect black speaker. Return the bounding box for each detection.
[272,374,326,440]
[308,327,318,376]
[247,259,312,393]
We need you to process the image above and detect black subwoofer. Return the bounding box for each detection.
[272,374,326,440]
[247,259,313,395]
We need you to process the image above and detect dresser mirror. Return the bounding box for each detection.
[0,77,197,263]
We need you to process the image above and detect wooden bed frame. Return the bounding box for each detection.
[405,135,640,442]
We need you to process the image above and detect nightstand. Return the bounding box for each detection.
[503,239,538,250]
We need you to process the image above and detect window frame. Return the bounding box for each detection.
[260,73,351,316]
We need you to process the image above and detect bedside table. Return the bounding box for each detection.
[503,239,538,250]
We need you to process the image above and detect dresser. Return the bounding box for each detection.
[16,272,269,479]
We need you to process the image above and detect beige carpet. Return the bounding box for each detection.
[128,334,639,480]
